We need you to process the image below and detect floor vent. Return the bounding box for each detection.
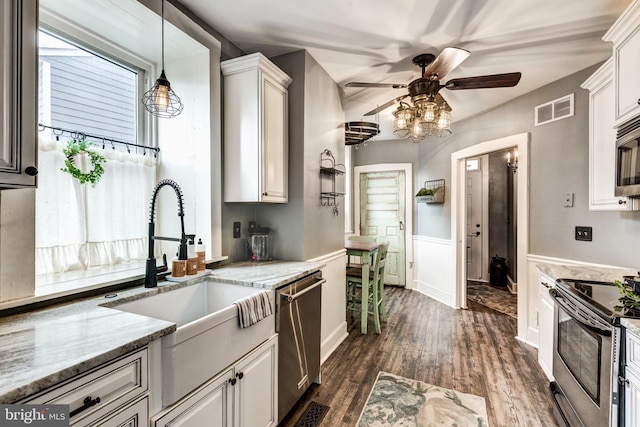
[294,401,330,427]
[535,93,574,126]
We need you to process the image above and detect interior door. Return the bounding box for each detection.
[359,171,405,286]
[466,157,485,281]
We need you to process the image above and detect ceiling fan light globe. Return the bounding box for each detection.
[437,109,451,131]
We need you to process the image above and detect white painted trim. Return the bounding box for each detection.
[507,276,518,294]
[412,236,454,306]
[306,249,347,263]
[320,324,348,365]
[354,163,414,287]
[306,249,348,364]
[527,253,635,270]
[452,133,530,341]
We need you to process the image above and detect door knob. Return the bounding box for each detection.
[399,221,404,230]
[475,231,480,237]
[476,224,480,228]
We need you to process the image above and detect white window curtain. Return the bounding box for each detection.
[36,137,157,275]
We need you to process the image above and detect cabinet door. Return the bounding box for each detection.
[538,277,555,381]
[0,0,38,188]
[584,60,636,211]
[234,337,277,427]
[615,25,640,125]
[152,370,232,427]
[625,367,640,427]
[260,76,288,203]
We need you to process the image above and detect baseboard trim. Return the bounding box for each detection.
[507,276,517,294]
[414,281,454,307]
[321,321,348,365]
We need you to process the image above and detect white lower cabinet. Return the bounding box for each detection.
[23,348,149,427]
[153,335,278,427]
[625,329,640,427]
[538,272,555,381]
[91,396,148,427]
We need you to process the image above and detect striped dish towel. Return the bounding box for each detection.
[234,291,273,328]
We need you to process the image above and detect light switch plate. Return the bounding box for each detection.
[563,192,574,207]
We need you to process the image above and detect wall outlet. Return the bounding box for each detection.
[233,222,241,238]
[575,226,592,241]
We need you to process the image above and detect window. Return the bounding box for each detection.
[36,30,157,280]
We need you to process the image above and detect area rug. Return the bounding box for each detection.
[467,280,517,318]
[357,372,489,427]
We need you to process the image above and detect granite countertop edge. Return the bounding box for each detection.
[0,260,323,403]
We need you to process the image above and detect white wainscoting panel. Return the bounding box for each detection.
[413,236,455,307]
[307,249,348,364]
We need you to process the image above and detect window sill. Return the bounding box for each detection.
[0,256,228,312]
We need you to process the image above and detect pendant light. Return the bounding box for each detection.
[142,0,184,118]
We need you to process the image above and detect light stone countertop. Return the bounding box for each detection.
[0,260,323,403]
[536,262,640,334]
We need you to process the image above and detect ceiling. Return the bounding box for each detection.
[179,0,629,140]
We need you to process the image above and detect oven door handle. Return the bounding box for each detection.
[549,289,612,337]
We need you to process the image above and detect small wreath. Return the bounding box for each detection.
[61,140,106,185]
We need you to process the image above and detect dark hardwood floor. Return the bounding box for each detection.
[279,287,558,427]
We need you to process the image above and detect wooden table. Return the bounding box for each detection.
[345,239,380,334]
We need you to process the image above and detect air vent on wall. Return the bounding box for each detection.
[535,93,574,126]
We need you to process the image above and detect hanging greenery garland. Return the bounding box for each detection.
[61,139,106,185]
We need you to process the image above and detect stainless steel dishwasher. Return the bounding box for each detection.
[275,272,324,423]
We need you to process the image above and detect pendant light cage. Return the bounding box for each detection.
[142,0,183,118]
[142,71,184,118]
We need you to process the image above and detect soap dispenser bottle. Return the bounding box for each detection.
[171,252,186,278]
[186,237,198,275]
[196,238,206,272]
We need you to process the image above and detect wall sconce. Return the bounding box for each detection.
[507,150,518,173]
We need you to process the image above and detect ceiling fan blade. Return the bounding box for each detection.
[346,82,408,89]
[423,47,470,80]
[445,72,522,90]
[363,94,409,116]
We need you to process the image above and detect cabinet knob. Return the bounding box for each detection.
[619,199,627,205]
[637,99,640,105]
[229,377,237,386]
[236,372,244,380]
[24,166,38,176]
[262,192,268,196]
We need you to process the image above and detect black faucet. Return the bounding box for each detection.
[145,179,188,288]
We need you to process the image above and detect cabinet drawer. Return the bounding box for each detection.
[91,396,149,427]
[25,348,148,425]
[628,331,640,373]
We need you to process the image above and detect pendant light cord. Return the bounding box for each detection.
[161,0,165,71]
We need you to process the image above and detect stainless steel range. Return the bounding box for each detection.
[549,278,640,427]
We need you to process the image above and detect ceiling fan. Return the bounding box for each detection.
[346,47,522,117]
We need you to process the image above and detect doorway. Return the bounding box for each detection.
[354,163,413,288]
[451,133,529,340]
[465,151,518,318]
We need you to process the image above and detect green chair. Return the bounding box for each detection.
[345,242,389,334]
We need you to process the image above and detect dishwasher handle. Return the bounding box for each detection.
[280,279,325,302]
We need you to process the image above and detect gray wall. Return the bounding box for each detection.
[221,50,345,261]
[417,63,640,268]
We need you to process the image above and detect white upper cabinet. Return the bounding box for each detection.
[221,53,292,203]
[581,58,638,211]
[0,0,38,188]
[603,0,640,127]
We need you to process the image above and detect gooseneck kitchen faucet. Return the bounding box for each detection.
[145,179,188,288]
